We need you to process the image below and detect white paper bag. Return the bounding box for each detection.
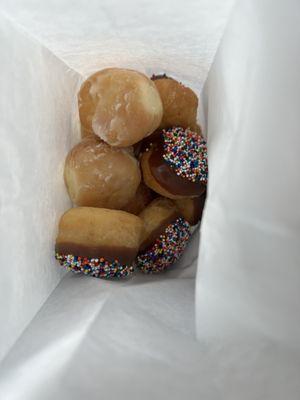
[195,0,300,397]
[197,0,300,346]
[1,0,300,399]
[0,0,233,375]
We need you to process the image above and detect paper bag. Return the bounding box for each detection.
[1,0,300,399]
[0,0,233,364]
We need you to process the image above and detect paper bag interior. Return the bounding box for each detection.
[1,0,300,399]
[0,0,234,363]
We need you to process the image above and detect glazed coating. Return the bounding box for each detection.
[152,76,198,130]
[78,68,163,147]
[55,207,143,263]
[122,183,156,215]
[80,124,95,139]
[138,197,179,250]
[174,191,206,226]
[64,136,141,209]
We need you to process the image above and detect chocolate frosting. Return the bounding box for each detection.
[148,141,206,196]
[55,243,137,264]
[151,73,170,80]
[139,211,180,252]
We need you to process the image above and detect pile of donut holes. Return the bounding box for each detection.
[59,68,205,274]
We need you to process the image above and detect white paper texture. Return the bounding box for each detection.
[0,0,235,89]
[195,0,300,397]
[197,0,300,346]
[0,14,81,362]
[0,234,203,400]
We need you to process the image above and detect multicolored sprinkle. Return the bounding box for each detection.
[55,253,134,279]
[136,217,191,274]
[162,127,208,184]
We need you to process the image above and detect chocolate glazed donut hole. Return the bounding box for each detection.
[136,198,191,274]
[55,207,144,279]
[141,127,208,199]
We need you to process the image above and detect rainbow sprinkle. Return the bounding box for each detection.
[162,127,208,184]
[55,253,134,279]
[136,217,191,274]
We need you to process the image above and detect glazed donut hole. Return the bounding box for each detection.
[64,136,141,209]
[152,75,198,130]
[78,68,163,147]
[80,124,95,139]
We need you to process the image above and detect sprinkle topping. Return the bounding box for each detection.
[162,127,208,184]
[136,217,191,274]
[55,253,134,279]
